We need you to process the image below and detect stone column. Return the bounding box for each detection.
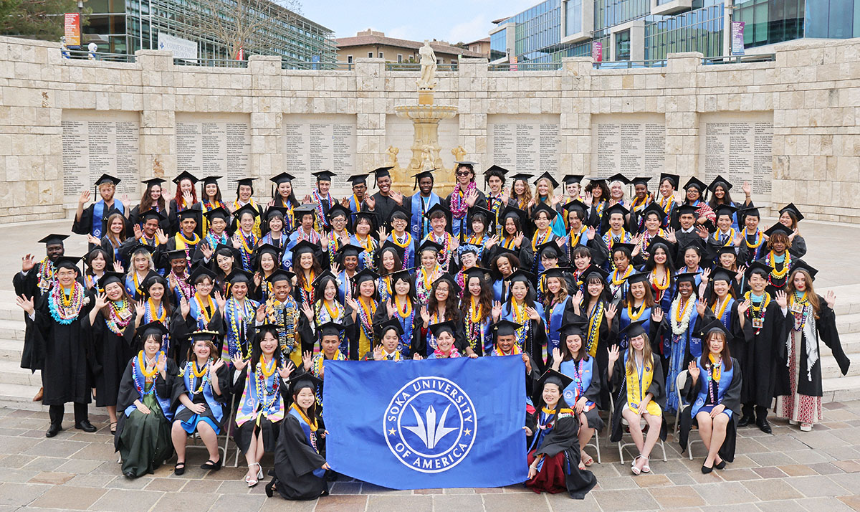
[561,57,594,176]
[137,50,176,185]
[664,52,702,181]
[354,58,387,176]
[249,55,284,199]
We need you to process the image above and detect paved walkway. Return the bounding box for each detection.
[0,402,859,511]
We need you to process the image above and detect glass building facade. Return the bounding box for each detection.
[82,0,335,62]
[492,0,860,64]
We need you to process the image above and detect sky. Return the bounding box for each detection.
[301,0,541,44]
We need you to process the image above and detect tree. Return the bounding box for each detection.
[191,0,305,60]
[0,0,88,41]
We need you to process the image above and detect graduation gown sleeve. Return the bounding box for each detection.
[818,300,850,376]
[72,204,95,235]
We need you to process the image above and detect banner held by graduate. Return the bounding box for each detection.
[324,356,527,489]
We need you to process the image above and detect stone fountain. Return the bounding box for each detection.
[389,41,459,195]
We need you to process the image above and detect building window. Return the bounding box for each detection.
[397,54,403,63]
[565,0,583,36]
[368,52,373,58]
[615,30,631,60]
[347,55,353,63]
[378,52,384,58]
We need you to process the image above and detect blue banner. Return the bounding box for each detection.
[324,356,527,489]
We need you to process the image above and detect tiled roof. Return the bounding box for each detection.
[335,35,485,58]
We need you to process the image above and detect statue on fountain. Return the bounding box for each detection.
[417,41,438,90]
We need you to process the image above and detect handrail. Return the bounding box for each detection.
[173,58,248,68]
[702,53,775,65]
[592,59,668,69]
[61,49,135,62]
[386,63,459,71]
[488,62,562,71]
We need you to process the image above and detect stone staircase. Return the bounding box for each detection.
[0,288,859,412]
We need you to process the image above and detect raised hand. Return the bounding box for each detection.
[302,351,313,371]
[825,290,836,309]
[377,227,388,241]
[330,262,341,276]
[605,303,617,321]
[373,345,384,361]
[345,296,359,311]
[695,299,706,317]
[551,347,562,369]
[514,231,525,248]
[133,223,143,240]
[87,234,101,246]
[733,231,743,247]
[182,191,194,206]
[696,226,709,239]
[526,306,540,321]
[303,194,312,204]
[608,344,620,365]
[465,189,478,207]
[420,306,430,325]
[651,307,664,323]
[301,303,313,321]
[701,268,711,282]
[391,191,404,205]
[134,300,145,318]
[211,359,225,373]
[551,193,563,207]
[94,292,109,309]
[666,227,677,244]
[180,298,190,318]
[386,299,395,319]
[213,290,226,311]
[485,235,498,249]
[79,190,91,205]
[450,237,459,251]
[155,353,166,374]
[21,254,35,272]
[492,301,502,321]
[278,360,295,380]
[555,235,568,248]
[156,228,168,245]
[231,236,242,250]
[365,195,376,210]
[15,294,35,315]
[112,260,124,273]
[586,226,596,240]
[687,360,700,381]
[583,191,593,206]
[253,272,262,287]
[742,181,751,197]
[340,197,350,207]
[522,353,532,373]
[232,355,247,372]
[201,243,213,260]
[775,290,788,309]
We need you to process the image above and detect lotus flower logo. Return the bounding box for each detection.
[404,404,457,449]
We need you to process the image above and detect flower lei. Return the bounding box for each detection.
[532,229,551,252]
[569,226,588,251]
[265,297,299,355]
[630,195,649,211]
[743,228,764,249]
[466,297,484,351]
[627,301,646,322]
[227,298,255,360]
[185,360,210,395]
[357,297,377,344]
[328,232,347,267]
[395,295,413,319]
[650,268,670,291]
[432,232,453,266]
[38,258,56,293]
[147,299,167,324]
[312,351,344,378]
[48,283,85,324]
[602,229,629,253]
[105,299,133,335]
[744,291,771,332]
[658,195,673,214]
[611,265,633,286]
[711,295,731,321]
[641,229,666,254]
[237,231,259,270]
[312,190,332,227]
[511,298,528,348]
[194,294,215,327]
[204,232,229,250]
[766,251,791,281]
[299,270,316,305]
[670,295,695,335]
[790,291,810,331]
[433,346,462,359]
[255,356,280,412]
[170,271,193,301]
[450,181,476,218]
[494,344,522,356]
[133,351,158,396]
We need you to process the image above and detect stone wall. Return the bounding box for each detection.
[1,35,859,223]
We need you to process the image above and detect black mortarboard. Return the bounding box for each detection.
[234,203,260,219]
[311,270,337,289]
[469,205,494,224]
[563,200,588,217]
[435,273,462,295]
[100,271,125,287]
[411,169,436,190]
[676,204,698,216]
[189,330,219,341]
[288,373,323,395]
[312,171,336,182]
[626,272,650,286]
[763,222,792,237]
[201,175,222,186]
[389,268,415,284]
[508,269,536,284]
[319,322,346,340]
[789,259,818,280]
[534,369,574,403]
[131,244,157,256]
[371,166,393,187]
[236,177,256,187]
[619,319,648,339]
[378,240,406,261]
[779,203,804,221]
[389,206,410,223]
[631,176,651,187]
[696,318,731,339]
[610,242,636,256]
[493,319,521,337]
[607,173,630,185]
[142,177,166,186]
[484,165,508,186]
[580,265,609,282]
[562,174,584,186]
[683,176,707,192]
[294,204,317,219]
[464,267,492,283]
[455,161,477,169]
[38,234,68,245]
[266,206,288,220]
[177,209,199,222]
[139,208,166,222]
[346,174,369,186]
[681,238,706,254]
[172,171,199,185]
[641,202,667,222]
[708,175,733,192]
[675,271,699,285]
[326,203,352,222]
[351,268,379,286]
[587,176,607,186]
[54,256,82,271]
[424,203,449,219]
[270,172,296,185]
[136,321,169,340]
[533,171,560,189]
[543,266,572,280]
[189,265,217,284]
[203,206,230,221]
[417,239,444,254]
[142,274,168,293]
[95,174,121,186]
[605,203,630,218]
[335,244,365,261]
[289,240,318,258]
[226,269,254,284]
[354,211,378,229]
[500,205,527,223]
[531,202,558,221]
[377,318,405,337]
[660,173,680,189]
[509,173,534,182]
[559,320,586,337]
[714,204,738,219]
[268,269,293,283]
[428,320,457,338]
[167,249,187,261]
[256,243,281,258]
[716,245,738,258]
[536,242,560,259]
[711,267,737,283]
[741,206,760,218]
[647,236,673,251]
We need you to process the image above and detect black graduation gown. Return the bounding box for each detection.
[13,267,45,371]
[530,413,597,499]
[269,413,328,500]
[113,357,179,450]
[678,357,742,462]
[740,300,785,407]
[607,356,668,443]
[584,300,617,409]
[129,204,172,234]
[445,188,488,241]
[673,230,703,267]
[371,304,423,358]
[118,236,163,273]
[167,200,203,236]
[169,304,224,365]
[73,201,127,243]
[84,309,137,407]
[774,298,850,398]
[369,192,402,232]
[31,288,95,406]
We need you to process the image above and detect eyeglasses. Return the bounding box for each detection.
[456,171,471,177]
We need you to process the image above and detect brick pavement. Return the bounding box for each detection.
[0,401,859,511]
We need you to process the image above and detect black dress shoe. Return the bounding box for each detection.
[715,460,727,470]
[701,463,714,474]
[757,418,772,434]
[200,458,222,471]
[738,415,754,428]
[45,423,62,438]
[75,420,97,433]
[123,471,136,479]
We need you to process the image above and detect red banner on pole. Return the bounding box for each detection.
[65,13,81,48]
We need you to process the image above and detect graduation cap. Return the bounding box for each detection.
[626,272,650,286]
[542,266,572,282]
[427,320,457,338]
[580,265,609,282]
[388,206,410,223]
[95,174,121,186]
[346,174,369,187]
[509,173,534,182]
[201,175,222,186]
[436,273,463,295]
[225,269,254,285]
[604,203,630,218]
[789,259,818,280]
[563,174,584,186]
[683,176,707,192]
[708,175,733,192]
[236,177,256,188]
[268,269,294,284]
[681,238,706,255]
[763,222,792,237]
[536,242,560,259]
[500,205,527,224]
[335,244,365,262]
[464,267,492,283]
[172,171,199,185]
[610,242,636,256]
[311,270,338,289]
[288,373,323,395]
[389,268,415,284]
[533,369,574,403]
[294,204,317,219]
[531,202,558,221]
[326,203,352,222]
[38,234,68,246]
[203,206,230,222]
[177,209,198,222]
[377,240,406,260]
[233,203,260,220]
[189,330,219,341]
[424,203,449,219]
[139,208,166,222]
[142,177,166,187]
[371,166,394,187]
[714,204,738,219]
[256,243,280,259]
[619,319,648,339]
[100,271,125,287]
[411,169,436,190]
[715,245,738,259]
[607,173,630,185]
[711,267,737,283]
[676,204,698,217]
[484,165,508,186]
[417,239,444,254]
[377,317,405,338]
[675,271,700,285]
[469,205,494,225]
[312,170,336,182]
[533,171,559,189]
[265,206,288,220]
[493,318,522,337]
[289,240,318,258]
[167,249,188,261]
[189,265,217,284]
[351,268,379,286]
[141,274,169,293]
[131,244,157,256]
[563,200,588,217]
[696,318,731,339]
[741,205,760,218]
[631,176,651,187]
[354,210,378,228]
[270,172,296,185]
[559,319,587,337]
[779,203,804,221]
[136,320,169,340]
[647,236,673,252]
[660,173,680,189]
[641,202,667,222]
[508,269,536,285]
[587,176,607,186]
[54,256,82,271]
[317,321,346,339]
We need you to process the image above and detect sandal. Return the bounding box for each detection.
[631,455,642,475]
[800,423,813,432]
[642,456,651,473]
[582,453,594,467]
[200,458,222,471]
[174,462,186,476]
[110,422,117,433]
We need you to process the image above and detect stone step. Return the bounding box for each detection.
[836,313,860,334]
[0,360,41,386]
[0,338,22,361]
[819,353,860,380]
[823,375,860,403]
[0,383,102,415]
[0,319,26,341]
